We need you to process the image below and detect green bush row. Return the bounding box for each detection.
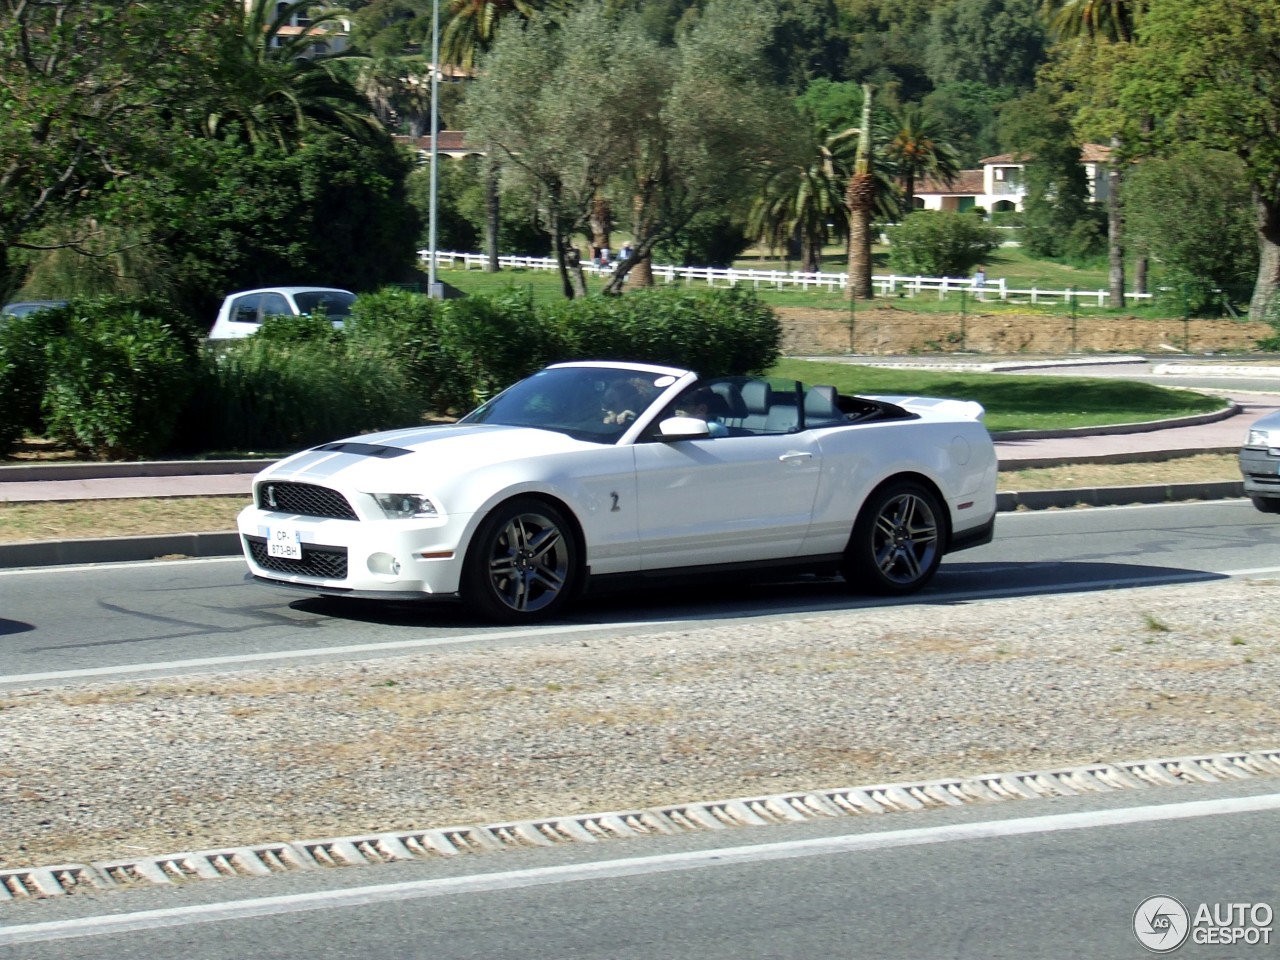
[0,286,782,460]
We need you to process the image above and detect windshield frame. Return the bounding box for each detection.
[459,363,693,444]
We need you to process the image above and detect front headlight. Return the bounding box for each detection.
[1247,429,1274,447]
[372,493,439,520]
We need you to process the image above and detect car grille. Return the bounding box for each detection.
[255,481,357,519]
[244,535,348,579]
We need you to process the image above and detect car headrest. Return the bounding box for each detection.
[804,385,840,419]
[741,380,772,414]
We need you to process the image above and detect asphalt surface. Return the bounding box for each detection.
[1,363,1276,569]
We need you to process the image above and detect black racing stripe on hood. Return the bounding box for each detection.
[312,441,412,458]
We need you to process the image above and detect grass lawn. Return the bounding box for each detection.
[435,245,1194,320]
[772,359,1226,433]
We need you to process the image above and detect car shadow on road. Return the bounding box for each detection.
[287,561,1229,629]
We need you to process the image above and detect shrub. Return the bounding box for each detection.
[176,337,421,453]
[345,287,469,413]
[0,304,73,452]
[556,286,781,378]
[886,210,1002,277]
[254,313,343,346]
[438,288,569,405]
[43,304,195,459]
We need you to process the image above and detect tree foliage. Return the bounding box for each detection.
[0,0,225,296]
[1124,150,1257,315]
[1112,0,1280,320]
[1001,86,1104,261]
[924,0,1046,91]
[466,0,804,297]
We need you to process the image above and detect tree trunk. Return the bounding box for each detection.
[484,148,500,273]
[564,244,588,298]
[1249,190,1280,323]
[846,208,872,299]
[1107,140,1125,309]
[845,85,876,300]
[629,253,653,287]
[1134,255,1148,295]
[800,227,819,274]
[589,193,611,261]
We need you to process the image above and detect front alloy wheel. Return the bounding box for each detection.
[464,498,578,623]
[842,481,944,595]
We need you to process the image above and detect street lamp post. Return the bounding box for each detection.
[427,0,444,299]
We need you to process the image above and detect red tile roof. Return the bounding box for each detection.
[915,169,985,195]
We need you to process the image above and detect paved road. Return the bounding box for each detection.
[3,780,1277,959]
[3,499,1276,688]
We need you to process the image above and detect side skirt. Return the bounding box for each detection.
[582,554,844,597]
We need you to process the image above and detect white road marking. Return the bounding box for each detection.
[2,793,1277,946]
[0,619,682,686]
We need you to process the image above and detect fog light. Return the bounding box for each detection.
[368,552,402,577]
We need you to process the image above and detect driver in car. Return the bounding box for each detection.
[674,387,730,437]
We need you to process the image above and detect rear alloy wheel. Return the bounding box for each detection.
[842,481,944,595]
[463,498,578,623]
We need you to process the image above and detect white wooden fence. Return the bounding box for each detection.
[424,250,1153,308]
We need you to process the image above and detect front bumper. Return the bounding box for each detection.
[1239,447,1280,499]
[237,506,472,596]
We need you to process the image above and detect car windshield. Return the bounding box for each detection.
[460,366,670,443]
[293,291,355,319]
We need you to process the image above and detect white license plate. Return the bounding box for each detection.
[267,526,303,560]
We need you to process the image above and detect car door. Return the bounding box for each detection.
[632,431,823,571]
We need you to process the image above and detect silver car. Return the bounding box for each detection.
[1239,409,1280,512]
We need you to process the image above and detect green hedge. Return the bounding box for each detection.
[1,285,782,459]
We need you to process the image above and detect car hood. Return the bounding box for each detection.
[258,423,600,489]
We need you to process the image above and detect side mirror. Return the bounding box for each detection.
[657,416,711,440]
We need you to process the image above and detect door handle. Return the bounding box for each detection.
[779,452,814,464]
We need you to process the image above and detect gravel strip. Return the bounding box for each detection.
[2,578,1278,871]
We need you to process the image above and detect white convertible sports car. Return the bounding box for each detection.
[238,361,997,622]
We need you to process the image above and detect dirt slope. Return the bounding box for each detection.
[777,306,1271,356]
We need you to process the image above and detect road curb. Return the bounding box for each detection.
[0,459,274,483]
[0,532,242,569]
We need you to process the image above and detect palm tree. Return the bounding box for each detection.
[203,0,383,150]
[749,127,857,273]
[879,103,961,218]
[440,0,564,271]
[1040,0,1150,306]
[845,85,877,300]
[1043,0,1143,43]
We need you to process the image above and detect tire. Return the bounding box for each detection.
[462,498,579,623]
[842,481,944,595]
[1252,496,1280,514]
